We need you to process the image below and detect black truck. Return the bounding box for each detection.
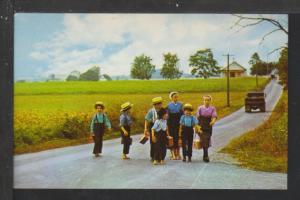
[245,92,266,112]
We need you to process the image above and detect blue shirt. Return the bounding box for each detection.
[120,112,133,127]
[90,113,111,132]
[145,107,158,123]
[152,119,167,132]
[180,115,198,127]
[167,102,183,114]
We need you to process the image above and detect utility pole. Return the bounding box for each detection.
[223,53,234,107]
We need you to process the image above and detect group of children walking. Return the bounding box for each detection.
[90,92,217,165]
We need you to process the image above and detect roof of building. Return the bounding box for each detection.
[221,61,247,72]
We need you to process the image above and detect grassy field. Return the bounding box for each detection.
[15,77,268,95]
[221,91,288,173]
[14,77,269,154]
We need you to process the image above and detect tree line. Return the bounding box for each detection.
[63,47,288,88]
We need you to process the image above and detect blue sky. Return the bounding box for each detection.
[14,14,288,80]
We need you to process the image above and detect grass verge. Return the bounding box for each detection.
[220,91,288,173]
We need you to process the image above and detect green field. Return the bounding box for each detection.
[14,77,269,154]
[221,91,287,173]
[15,77,268,95]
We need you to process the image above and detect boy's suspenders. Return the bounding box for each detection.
[95,114,106,124]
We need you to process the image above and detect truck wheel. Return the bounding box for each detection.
[245,106,251,113]
[260,106,266,112]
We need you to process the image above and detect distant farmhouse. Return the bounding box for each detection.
[221,61,247,78]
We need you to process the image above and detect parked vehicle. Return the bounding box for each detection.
[245,92,266,112]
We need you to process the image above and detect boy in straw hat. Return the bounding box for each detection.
[196,95,217,162]
[179,103,198,162]
[167,91,183,160]
[120,102,134,160]
[144,97,163,161]
[90,102,112,157]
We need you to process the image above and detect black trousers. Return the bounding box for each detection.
[182,126,194,158]
[93,130,104,154]
[121,126,131,154]
[153,130,167,161]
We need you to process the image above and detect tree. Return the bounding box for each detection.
[66,70,80,81]
[231,15,288,54]
[160,53,182,79]
[79,66,100,81]
[249,52,262,89]
[103,74,112,81]
[130,54,155,80]
[249,61,277,76]
[249,52,262,74]
[277,47,288,88]
[189,49,220,79]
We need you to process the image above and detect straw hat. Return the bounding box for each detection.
[169,91,178,100]
[152,97,163,105]
[94,101,104,109]
[120,102,133,112]
[183,103,193,111]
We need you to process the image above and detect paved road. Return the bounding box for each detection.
[14,79,287,189]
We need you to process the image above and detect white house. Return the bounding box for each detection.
[221,61,247,78]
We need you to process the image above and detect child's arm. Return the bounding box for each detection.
[144,120,150,137]
[121,126,128,136]
[210,107,218,126]
[104,114,112,130]
[210,117,217,126]
[90,115,95,135]
[120,114,128,136]
[151,129,156,143]
[179,125,183,138]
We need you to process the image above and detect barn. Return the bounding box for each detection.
[221,61,247,78]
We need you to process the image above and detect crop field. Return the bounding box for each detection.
[14,77,269,154]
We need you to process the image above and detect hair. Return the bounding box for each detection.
[183,107,193,111]
[203,95,212,101]
[157,108,167,119]
[123,107,131,112]
[95,104,104,109]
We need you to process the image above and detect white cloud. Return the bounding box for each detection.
[29,14,288,78]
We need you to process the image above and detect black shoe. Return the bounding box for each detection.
[203,156,210,163]
[182,157,186,162]
[188,157,192,162]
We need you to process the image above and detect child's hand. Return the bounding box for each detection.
[144,129,150,137]
[209,121,215,126]
[123,131,129,136]
[91,132,95,137]
[152,136,157,143]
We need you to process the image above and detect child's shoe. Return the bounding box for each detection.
[95,153,100,157]
[182,157,186,162]
[122,154,129,160]
[160,160,166,165]
[188,157,192,163]
[153,160,159,165]
[203,156,210,163]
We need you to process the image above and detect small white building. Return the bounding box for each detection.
[221,61,247,78]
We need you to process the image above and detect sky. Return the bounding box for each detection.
[14,14,288,80]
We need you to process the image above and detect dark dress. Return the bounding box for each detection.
[167,103,183,148]
[153,130,167,161]
[198,115,213,149]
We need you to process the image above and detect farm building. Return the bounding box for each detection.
[221,61,247,78]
